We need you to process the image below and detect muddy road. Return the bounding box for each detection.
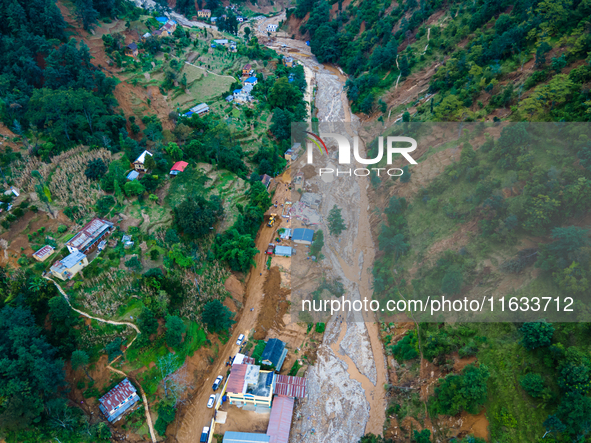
[256,23,389,442]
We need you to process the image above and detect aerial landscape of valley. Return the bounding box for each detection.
[1,0,591,442]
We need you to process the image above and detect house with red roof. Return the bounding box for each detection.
[170,161,189,175]
[99,378,140,422]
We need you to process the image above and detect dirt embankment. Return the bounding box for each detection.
[252,266,290,340]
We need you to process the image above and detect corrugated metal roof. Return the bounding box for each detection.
[274,246,292,256]
[66,218,114,252]
[245,77,257,83]
[226,364,247,394]
[223,431,270,443]
[134,150,152,164]
[33,245,55,260]
[171,161,188,172]
[267,396,294,443]
[274,375,306,398]
[261,339,285,366]
[99,378,139,421]
[127,170,139,181]
[292,228,314,243]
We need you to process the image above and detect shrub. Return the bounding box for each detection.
[520,373,545,398]
[150,249,160,260]
[315,323,326,333]
[391,331,419,361]
[521,322,554,350]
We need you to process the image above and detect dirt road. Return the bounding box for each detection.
[174,176,291,443]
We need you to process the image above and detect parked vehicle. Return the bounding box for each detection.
[212,375,223,391]
[266,243,275,255]
[236,334,245,346]
[267,213,277,227]
[200,426,210,442]
[207,394,216,408]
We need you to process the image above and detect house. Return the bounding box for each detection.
[223,432,269,443]
[232,353,256,365]
[233,89,252,103]
[284,143,301,161]
[274,246,292,257]
[170,161,188,175]
[99,379,141,423]
[153,29,163,38]
[292,228,314,245]
[188,103,209,116]
[97,240,107,252]
[261,174,272,188]
[33,245,55,262]
[156,17,168,23]
[242,64,254,76]
[50,250,88,281]
[142,32,151,40]
[126,170,139,181]
[214,39,229,46]
[161,20,177,36]
[266,24,278,32]
[283,56,294,67]
[198,9,211,18]
[226,95,234,102]
[125,43,138,58]
[66,218,115,255]
[211,17,218,23]
[245,76,258,86]
[242,82,254,93]
[279,228,291,240]
[266,396,295,443]
[261,338,287,370]
[225,364,275,411]
[133,150,153,172]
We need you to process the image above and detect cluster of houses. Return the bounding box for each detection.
[209,338,305,443]
[197,8,246,24]
[126,17,178,59]
[36,218,116,281]
[226,64,258,104]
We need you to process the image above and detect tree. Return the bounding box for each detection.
[71,350,94,381]
[74,0,99,30]
[174,195,223,238]
[520,322,554,350]
[167,142,183,161]
[106,338,123,362]
[412,429,431,443]
[0,306,65,430]
[520,373,545,397]
[137,307,159,337]
[165,315,186,348]
[441,266,463,295]
[214,229,259,273]
[85,158,107,180]
[310,229,324,258]
[124,180,146,197]
[244,26,251,40]
[96,195,115,215]
[125,256,143,272]
[165,228,181,244]
[327,205,347,237]
[432,364,490,415]
[202,300,235,333]
[400,166,411,183]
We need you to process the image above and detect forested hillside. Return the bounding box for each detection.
[291,0,591,120]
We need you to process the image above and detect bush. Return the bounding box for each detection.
[521,322,554,350]
[520,373,545,398]
[432,364,490,415]
[150,249,160,260]
[57,225,67,234]
[315,322,326,333]
[391,331,419,361]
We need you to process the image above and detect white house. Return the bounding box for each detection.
[266,24,278,32]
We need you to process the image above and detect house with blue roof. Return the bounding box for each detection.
[261,338,288,371]
[292,228,314,245]
[50,251,88,281]
[245,76,258,86]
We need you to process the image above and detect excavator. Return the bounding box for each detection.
[267,213,277,227]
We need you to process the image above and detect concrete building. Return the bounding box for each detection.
[99,379,140,423]
[50,251,88,281]
[224,364,274,411]
[198,9,211,18]
[66,218,115,255]
[266,24,278,32]
[284,143,301,161]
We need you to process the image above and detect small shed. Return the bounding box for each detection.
[33,245,55,262]
[189,103,210,116]
[274,246,292,257]
[223,432,270,443]
[261,174,272,188]
[170,161,188,175]
[292,228,314,245]
[127,170,139,181]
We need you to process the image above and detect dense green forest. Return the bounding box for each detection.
[294,0,591,119]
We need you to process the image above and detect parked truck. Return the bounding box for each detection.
[200,426,210,442]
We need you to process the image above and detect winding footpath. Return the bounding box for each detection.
[43,276,157,443]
